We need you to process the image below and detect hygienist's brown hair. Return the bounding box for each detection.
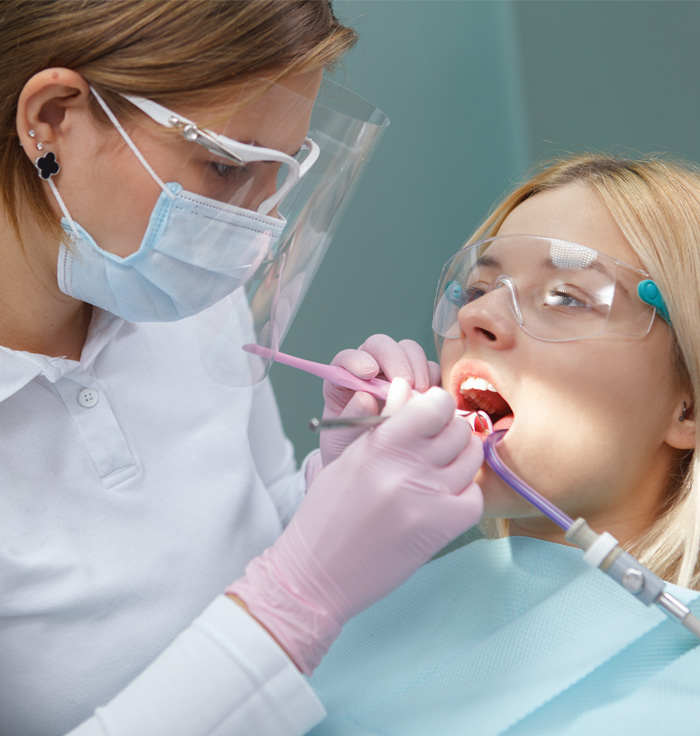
[0,0,356,237]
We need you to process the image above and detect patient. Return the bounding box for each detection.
[307,153,700,735]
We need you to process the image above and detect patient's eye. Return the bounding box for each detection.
[543,285,595,311]
[444,280,489,307]
[464,284,487,303]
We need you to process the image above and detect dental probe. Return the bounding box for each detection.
[309,410,492,433]
[484,430,700,641]
[243,343,486,426]
[309,416,386,431]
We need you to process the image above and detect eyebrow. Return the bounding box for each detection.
[474,254,501,269]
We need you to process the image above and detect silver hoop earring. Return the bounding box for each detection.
[679,401,688,422]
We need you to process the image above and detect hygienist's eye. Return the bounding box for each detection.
[207,161,251,181]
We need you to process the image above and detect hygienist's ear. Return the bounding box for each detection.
[15,68,91,161]
[665,399,696,450]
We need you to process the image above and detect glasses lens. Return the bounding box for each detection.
[433,236,655,342]
[191,154,293,213]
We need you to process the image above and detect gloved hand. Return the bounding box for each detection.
[227,383,483,674]
[320,334,442,468]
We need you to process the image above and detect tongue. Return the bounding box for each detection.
[493,414,514,431]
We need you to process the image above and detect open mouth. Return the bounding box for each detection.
[458,376,514,435]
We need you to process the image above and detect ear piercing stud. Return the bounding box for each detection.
[28,129,44,150]
[28,130,60,179]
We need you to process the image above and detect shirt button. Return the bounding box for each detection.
[77,387,99,408]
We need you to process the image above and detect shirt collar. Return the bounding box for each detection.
[0,309,124,402]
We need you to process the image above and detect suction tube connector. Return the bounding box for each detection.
[566,518,700,638]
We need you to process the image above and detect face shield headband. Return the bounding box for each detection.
[432,234,672,354]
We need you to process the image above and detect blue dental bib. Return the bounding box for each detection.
[308,537,700,735]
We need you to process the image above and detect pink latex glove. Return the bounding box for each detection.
[227,382,483,674]
[320,334,442,468]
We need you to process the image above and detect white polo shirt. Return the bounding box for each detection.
[0,304,325,735]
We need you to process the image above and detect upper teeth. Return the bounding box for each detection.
[460,377,497,393]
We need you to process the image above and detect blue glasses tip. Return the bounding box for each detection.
[637,279,672,327]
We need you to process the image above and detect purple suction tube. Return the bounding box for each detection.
[483,430,574,532]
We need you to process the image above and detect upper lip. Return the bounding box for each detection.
[449,359,513,421]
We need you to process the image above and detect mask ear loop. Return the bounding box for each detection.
[32,150,81,240]
[37,87,178,241]
[89,86,177,205]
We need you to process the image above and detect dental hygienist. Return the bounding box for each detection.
[0,3,484,735]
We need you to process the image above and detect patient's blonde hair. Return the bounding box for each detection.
[474,153,700,588]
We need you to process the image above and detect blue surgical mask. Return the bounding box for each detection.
[57,182,284,322]
[50,87,287,322]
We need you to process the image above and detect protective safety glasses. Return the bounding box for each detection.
[433,234,671,345]
[121,93,320,216]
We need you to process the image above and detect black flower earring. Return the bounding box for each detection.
[34,151,60,180]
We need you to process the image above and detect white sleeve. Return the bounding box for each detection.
[66,596,326,736]
[247,377,311,527]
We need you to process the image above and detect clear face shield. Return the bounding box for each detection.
[188,79,390,386]
[49,77,387,386]
[432,234,671,356]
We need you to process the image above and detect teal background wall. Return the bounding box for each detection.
[272,0,700,461]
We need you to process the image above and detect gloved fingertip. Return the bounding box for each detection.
[350,355,380,378]
[333,349,379,379]
[346,390,379,416]
[428,361,442,387]
[382,376,412,416]
[423,386,457,414]
[357,364,381,379]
